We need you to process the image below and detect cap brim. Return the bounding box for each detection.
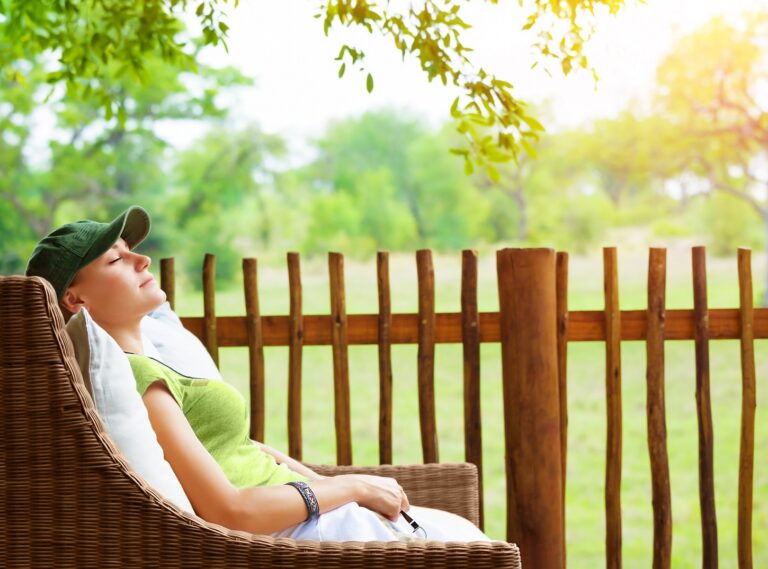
[120,205,151,249]
[79,205,151,269]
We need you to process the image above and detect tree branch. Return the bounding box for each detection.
[710,179,767,217]
[698,155,767,217]
[0,191,49,235]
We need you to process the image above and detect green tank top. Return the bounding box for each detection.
[125,353,309,489]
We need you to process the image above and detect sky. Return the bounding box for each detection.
[151,0,768,158]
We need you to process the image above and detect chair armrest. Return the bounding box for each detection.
[304,462,481,527]
[265,538,521,568]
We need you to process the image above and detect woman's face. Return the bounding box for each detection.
[61,237,166,325]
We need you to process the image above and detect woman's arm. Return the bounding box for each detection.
[229,472,411,535]
[142,381,407,535]
[251,440,327,481]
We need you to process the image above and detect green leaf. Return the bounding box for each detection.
[450,96,461,118]
[521,114,545,132]
[520,139,537,158]
[486,164,500,183]
[45,70,65,83]
[562,57,573,75]
[491,78,513,89]
[338,62,345,78]
[117,105,127,127]
[366,72,373,93]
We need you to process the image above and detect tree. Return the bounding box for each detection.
[0,0,629,174]
[655,12,768,302]
[170,123,286,287]
[303,109,490,254]
[573,112,659,207]
[0,52,251,274]
[474,127,615,251]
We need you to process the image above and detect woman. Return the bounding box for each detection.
[25,205,491,542]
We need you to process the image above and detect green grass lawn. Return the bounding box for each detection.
[169,242,767,568]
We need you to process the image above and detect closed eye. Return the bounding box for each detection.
[109,256,122,264]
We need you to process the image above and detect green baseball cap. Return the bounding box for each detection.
[25,205,151,302]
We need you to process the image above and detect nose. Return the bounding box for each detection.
[135,253,151,271]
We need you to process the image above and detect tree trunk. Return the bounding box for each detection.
[404,190,427,242]
[256,192,271,247]
[678,178,690,212]
[601,172,622,206]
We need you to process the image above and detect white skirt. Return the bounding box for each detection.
[270,501,493,542]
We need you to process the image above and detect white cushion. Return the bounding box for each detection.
[65,307,195,514]
[141,301,222,380]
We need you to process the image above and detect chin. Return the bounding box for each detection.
[144,289,167,315]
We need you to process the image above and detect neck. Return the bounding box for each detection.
[101,321,144,354]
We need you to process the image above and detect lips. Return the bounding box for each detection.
[140,276,155,288]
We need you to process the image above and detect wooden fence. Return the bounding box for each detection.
[159,246,764,569]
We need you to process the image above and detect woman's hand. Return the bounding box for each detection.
[342,474,410,522]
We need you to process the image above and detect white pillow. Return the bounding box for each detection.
[65,307,195,514]
[141,301,222,380]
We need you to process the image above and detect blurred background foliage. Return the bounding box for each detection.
[0,0,628,173]
[1,10,767,301]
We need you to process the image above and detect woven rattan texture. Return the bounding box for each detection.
[0,275,521,568]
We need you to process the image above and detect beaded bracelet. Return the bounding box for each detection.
[285,481,320,522]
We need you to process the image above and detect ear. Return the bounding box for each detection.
[60,287,85,315]
[58,302,75,324]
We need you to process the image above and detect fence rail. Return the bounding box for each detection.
[167,307,768,345]
[159,246,762,569]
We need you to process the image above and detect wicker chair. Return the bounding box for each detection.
[0,275,521,568]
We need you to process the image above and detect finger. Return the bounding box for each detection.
[388,502,400,522]
[401,489,410,511]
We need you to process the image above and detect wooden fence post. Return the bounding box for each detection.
[692,246,718,568]
[604,247,623,569]
[329,252,353,465]
[287,252,304,460]
[737,248,756,569]
[243,258,265,444]
[646,248,672,569]
[160,258,175,310]
[202,253,219,367]
[461,249,484,530]
[416,249,438,464]
[377,252,394,465]
[496,248,564,568]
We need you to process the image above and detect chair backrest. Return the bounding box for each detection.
[0,275,214,565]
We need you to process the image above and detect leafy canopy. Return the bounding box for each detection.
[655,12,768,215]
[1,0,626,172]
